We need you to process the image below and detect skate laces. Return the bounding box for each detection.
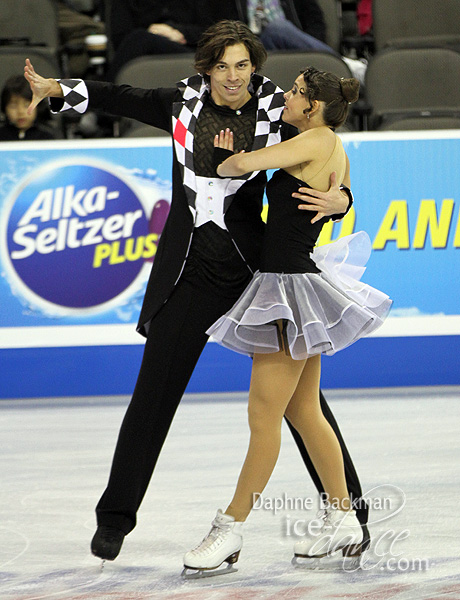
[318,508,356,532]
[190,518,232,556]
[309,509,333,532]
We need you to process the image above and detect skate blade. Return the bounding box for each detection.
[292,555,334,571]
[292,546,364,572]
[182,563,238,579]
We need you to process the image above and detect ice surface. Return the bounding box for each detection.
[1,387,459,599]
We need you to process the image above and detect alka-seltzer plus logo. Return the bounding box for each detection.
[3,161,160,314]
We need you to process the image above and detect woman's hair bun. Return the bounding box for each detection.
[340,77,360,104]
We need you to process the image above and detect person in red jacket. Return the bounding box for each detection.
[357,0,373,36]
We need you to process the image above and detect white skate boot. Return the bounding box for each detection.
[292,508,364,570]
[182,509,243,578]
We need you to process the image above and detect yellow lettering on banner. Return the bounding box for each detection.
[454,211,460,248]
[143,233,159,259]
[373,200,409,250]
[125,237,145,261]
[123,234,159,260]
[93,235,160,267]
[413,199,454,249]
[109,241,126,264]
[261,205,268,223]
[317,207,355,246]
[93,243,111,267]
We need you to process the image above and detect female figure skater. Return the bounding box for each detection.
[182,66,392,576]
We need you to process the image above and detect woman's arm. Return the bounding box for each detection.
[215,127,333,177]
[214,128,352,223]
[343,153,351,188]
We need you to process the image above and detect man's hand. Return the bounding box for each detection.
[148,23,187,44]
[24,58,63,114]
[293,172,349,224]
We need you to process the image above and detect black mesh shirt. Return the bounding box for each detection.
[182,93,259,297]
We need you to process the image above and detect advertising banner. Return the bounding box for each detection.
[0,139,172,346]
[339,131,459,328]
[0,132,459,395]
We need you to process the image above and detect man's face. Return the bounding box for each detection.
[207,43,255,110]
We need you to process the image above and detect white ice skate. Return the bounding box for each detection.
[182,509,243,578]
[292,508,364,571]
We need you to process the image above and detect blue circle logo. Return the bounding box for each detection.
[3,161,155,313]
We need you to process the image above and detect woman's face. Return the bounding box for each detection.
[282,75,311,129]
[5,94,36,131]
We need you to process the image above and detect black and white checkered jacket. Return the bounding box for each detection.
[51,74,286,336]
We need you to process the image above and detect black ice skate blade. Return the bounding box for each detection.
[97,559,106,572]
[292,553,363,572]
[181,563,238,579]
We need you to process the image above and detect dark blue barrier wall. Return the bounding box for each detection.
[1,335,458,399]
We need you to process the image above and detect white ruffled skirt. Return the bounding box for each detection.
[206,232,392,360]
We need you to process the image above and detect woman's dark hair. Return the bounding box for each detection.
[301,66,360,129]
[1,75,32,114]
[195,20,267,81]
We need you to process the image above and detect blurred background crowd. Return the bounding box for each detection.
[1,0,460,140]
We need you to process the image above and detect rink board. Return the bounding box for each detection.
[0,133,459,398]
[0,334,459,398]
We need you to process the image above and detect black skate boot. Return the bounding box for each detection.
[91,525,125,561]
[361,523,371,552]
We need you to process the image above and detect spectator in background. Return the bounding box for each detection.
[107,0,215,80]
[107,1,365,85]
[210,0,367,83]
[0,76,56,141]
[210,0,335,54]
[58,0,106,77]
